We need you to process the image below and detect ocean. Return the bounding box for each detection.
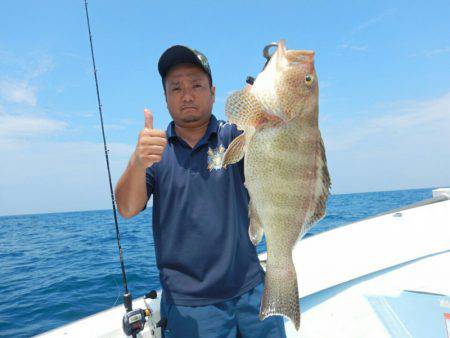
[0,187,436,337]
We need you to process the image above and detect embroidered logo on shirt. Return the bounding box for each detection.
[207,144,226,171]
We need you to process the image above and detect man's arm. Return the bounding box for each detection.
[115,109,167,218]
[115,151,149,218]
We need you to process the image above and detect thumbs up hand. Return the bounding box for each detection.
[144,108,154,129]
[135,108,167,169]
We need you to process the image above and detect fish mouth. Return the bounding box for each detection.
[286,50,315,63]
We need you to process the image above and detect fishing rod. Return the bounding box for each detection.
[83,1,163,337]
[82,0,131,311]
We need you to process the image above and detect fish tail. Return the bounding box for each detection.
[260,255,301,330]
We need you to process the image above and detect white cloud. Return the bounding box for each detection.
[339,8,396,54]
[0,50,54,80]
[0,51,139,216]
[354,8,397,33]
[339,44,368,52]
[0,115,67,139]
[0,79,37,106]
[0,140,135,216]
[409,46,450,58]
[0,52,68,146]
[322,92,450,193]
[326,92,450,151]
[103,123,126,130]
[0,51,55,108]
[425,47,450,57]
[28,54,54,79]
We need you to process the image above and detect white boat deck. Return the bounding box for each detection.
[37,191,450,338]
[285,250,450,337]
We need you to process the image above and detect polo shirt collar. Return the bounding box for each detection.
[166,114,219,147]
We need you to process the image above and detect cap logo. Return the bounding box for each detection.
[195,53,210,72]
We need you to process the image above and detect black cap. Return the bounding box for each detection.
[158,45,212,84]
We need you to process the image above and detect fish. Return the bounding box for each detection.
[221,40,331,330]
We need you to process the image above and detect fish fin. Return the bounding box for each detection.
[222,132,247,168]
[225,89,266,130]
[303,137,331,233]
[260,254,301,330]
[248,201,264,245]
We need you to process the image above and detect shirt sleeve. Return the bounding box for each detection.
[231,123,244,139]
[146,165,155,198]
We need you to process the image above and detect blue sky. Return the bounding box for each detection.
[1,1,449,215]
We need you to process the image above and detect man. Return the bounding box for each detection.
[115,45,286,338]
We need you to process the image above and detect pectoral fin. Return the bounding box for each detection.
[248,201,264,246]
[225,89,266,130]
[222,89,269,168]
[222,132,246,168]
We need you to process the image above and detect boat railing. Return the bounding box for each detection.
[364,188,449,221]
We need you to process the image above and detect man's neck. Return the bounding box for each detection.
[175,118,210,148]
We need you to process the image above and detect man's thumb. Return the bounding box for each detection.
[144,108,153,129]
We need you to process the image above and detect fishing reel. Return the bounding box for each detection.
[122,290,167,337]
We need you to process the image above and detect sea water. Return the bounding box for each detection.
[0,187,435,337]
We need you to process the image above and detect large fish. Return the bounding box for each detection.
[222,40,331,330]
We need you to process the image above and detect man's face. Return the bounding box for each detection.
[164,63,215,128]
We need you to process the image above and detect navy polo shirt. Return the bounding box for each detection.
[145,114,264,306]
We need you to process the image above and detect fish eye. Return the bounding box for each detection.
[305,74,313,84]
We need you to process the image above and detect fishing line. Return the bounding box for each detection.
[111,274,121,307]
[83,0,133,313]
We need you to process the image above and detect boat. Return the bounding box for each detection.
[36,188,450,337]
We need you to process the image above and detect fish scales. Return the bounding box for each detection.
[247,118,317,240]
[220,40,331,330]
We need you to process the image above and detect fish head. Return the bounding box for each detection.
[251,40,318,122]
